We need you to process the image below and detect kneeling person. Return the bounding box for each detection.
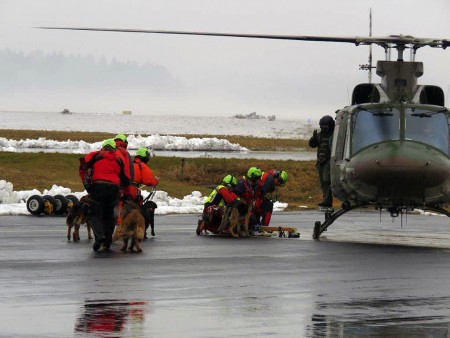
[197,175,239,235]
[254,170,288,228]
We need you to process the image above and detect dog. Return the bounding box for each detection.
[66,195,93,241]
[218,201,251,238]
[112,200,146,252]
[141,200,157,238]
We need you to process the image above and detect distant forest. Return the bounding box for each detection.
[0,49,179,91]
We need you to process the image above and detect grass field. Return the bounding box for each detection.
[0,130,322,210]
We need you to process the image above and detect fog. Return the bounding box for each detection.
[0,0,449,119]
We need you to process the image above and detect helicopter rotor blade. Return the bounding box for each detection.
[36,27,364,44]
[37,27,450,49]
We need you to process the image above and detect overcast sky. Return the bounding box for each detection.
[0,0,449,120]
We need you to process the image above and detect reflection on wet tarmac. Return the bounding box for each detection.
[307,299,450,337]
[308,314,450,337]
[75,299,147,336]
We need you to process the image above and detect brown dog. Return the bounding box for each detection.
[219,201,251,238]
[66,195,93,241]
[113,200,145,252]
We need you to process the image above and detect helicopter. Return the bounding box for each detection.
[38,26,450,239]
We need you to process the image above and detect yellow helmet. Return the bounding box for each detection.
[279,170,288,184]
[136,147,150,161]
[114,133,128,142]
[247,167,262,180]
[102,139,116,149]
[222,175,237,186]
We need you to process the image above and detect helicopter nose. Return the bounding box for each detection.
[350,141,450,202]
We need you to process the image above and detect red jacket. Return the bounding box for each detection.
[85,149,130,187]
[133,158,158,187]
[218,186,238,204]
[258,172,276,194]
[115,142,134,182]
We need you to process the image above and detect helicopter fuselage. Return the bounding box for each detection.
[331,102,450,209]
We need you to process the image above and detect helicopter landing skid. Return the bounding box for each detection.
[313,204,365,239]
[319,206,335,214]
[422,206,450,218]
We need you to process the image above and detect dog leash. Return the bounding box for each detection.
[141,185,157,203]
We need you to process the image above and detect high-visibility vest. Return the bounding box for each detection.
[204,184,226,206]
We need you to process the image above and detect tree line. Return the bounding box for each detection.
[0,49,179,91]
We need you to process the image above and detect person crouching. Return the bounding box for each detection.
[254,169,288,227]
[197,175,239,235]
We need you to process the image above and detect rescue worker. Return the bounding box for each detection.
[254,170,288,227]
[114,133,134,196]
[309,115,335,208]
[196,175,240,235]
[84,139,131,251]
[233,167,262,205]
[130,147,159,203]
[233,167,263,232]
[114,134,134,226]
[130,147,159,238]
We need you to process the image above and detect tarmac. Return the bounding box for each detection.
[1,210,450,337]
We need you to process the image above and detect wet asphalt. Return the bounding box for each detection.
[1,211,450,337]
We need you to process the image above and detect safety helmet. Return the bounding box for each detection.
[114,133,128,142]
[247,167,262,180]
[136,148,150,161]
[278,170,288,184]
[102,139,116,149]
[319,115,335,128]
[222,174,237,186]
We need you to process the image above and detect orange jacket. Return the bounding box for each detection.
[133,157,158,187]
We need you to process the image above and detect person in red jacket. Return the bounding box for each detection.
[84,139,131,251]
[113,133,135,227]
[233,167,262,205]
[130,147,159,238]
[233,167,263,233]
[129,147,158,202]
[114,133,134,198]
[254,170,288,227]
[196,175,239,235]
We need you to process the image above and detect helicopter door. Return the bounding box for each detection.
[330,112,350,199]
[331,112,347,161]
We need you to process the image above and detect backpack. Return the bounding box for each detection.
[79,157,93,192]
[79,151,103,192]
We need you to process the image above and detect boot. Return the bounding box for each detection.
[196,219,205,235]
[93,237,104,251]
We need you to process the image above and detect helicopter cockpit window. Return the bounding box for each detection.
[406,109,450,155]
[351,108,400,154]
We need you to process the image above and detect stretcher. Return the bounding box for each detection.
[260,226,300,238]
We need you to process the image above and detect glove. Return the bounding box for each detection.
[265,193,272,200]
[313,129,318,137]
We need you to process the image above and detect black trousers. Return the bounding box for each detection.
[89,183,120,241]
[316,161,333,205]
